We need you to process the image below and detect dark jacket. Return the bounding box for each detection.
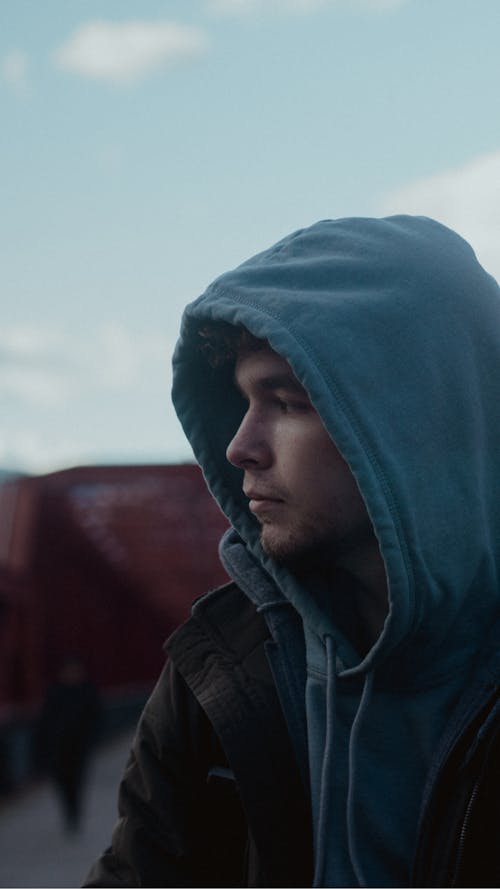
[84,582,500,888]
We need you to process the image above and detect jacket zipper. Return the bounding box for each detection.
[451,697,500,887]
[450,777,480,887]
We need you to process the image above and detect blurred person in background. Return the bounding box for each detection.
[36,654,101,833]
[85,217,500,887]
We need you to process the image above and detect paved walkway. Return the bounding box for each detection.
[0,730,134,888]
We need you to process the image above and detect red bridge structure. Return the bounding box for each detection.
[0,463,229,790]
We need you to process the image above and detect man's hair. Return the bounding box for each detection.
[198,321,265,368]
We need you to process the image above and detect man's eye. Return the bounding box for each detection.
[273,397,290,413]
[275,397,309,413]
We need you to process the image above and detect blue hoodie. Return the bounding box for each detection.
[172,216,500,886]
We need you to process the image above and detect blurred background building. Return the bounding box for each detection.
[0,462,228,795]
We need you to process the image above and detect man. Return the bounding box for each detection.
[85,216,500,887]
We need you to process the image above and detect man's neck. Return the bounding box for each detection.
[292,540,388,658]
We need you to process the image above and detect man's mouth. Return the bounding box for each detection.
[244,490,284,515]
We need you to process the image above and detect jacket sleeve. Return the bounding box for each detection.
[82,659,243,888]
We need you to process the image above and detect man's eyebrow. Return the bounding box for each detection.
[235,372,308,396]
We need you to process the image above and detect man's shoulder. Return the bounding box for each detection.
[191,579,257,624]
[165,581,270,672]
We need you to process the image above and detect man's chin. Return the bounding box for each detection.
[260,526,308,565]
[260,524,335,570]
[260,527,290,562]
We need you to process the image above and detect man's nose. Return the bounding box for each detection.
[226,412,271,469]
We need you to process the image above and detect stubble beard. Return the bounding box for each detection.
[259,512,336,568]
[258,509,375,573]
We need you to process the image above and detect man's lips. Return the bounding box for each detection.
[244,490,284,515]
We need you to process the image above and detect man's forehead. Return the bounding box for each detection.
[234,344,307,394]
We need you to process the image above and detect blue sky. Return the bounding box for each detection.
[2,0,500,472]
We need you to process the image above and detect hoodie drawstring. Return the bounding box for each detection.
[313,634,337,887]
[314,643,375,888]
[347,670,375,887]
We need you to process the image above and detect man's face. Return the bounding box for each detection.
[226,345,374,566]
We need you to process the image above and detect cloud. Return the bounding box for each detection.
[0,322,191,473]
[2,50,29,92]
[359,0,407,9]
[94,322,170,389]
[207,0,324,12]
[207,0,407,14]
[0,327,73,406]
[52,20,209,84]
[0,323,171,406]
[381,150,500,282]
[0,429,91,475]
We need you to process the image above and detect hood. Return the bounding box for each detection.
[172,215,500,683]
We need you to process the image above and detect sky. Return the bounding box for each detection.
[2,0,500,474]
